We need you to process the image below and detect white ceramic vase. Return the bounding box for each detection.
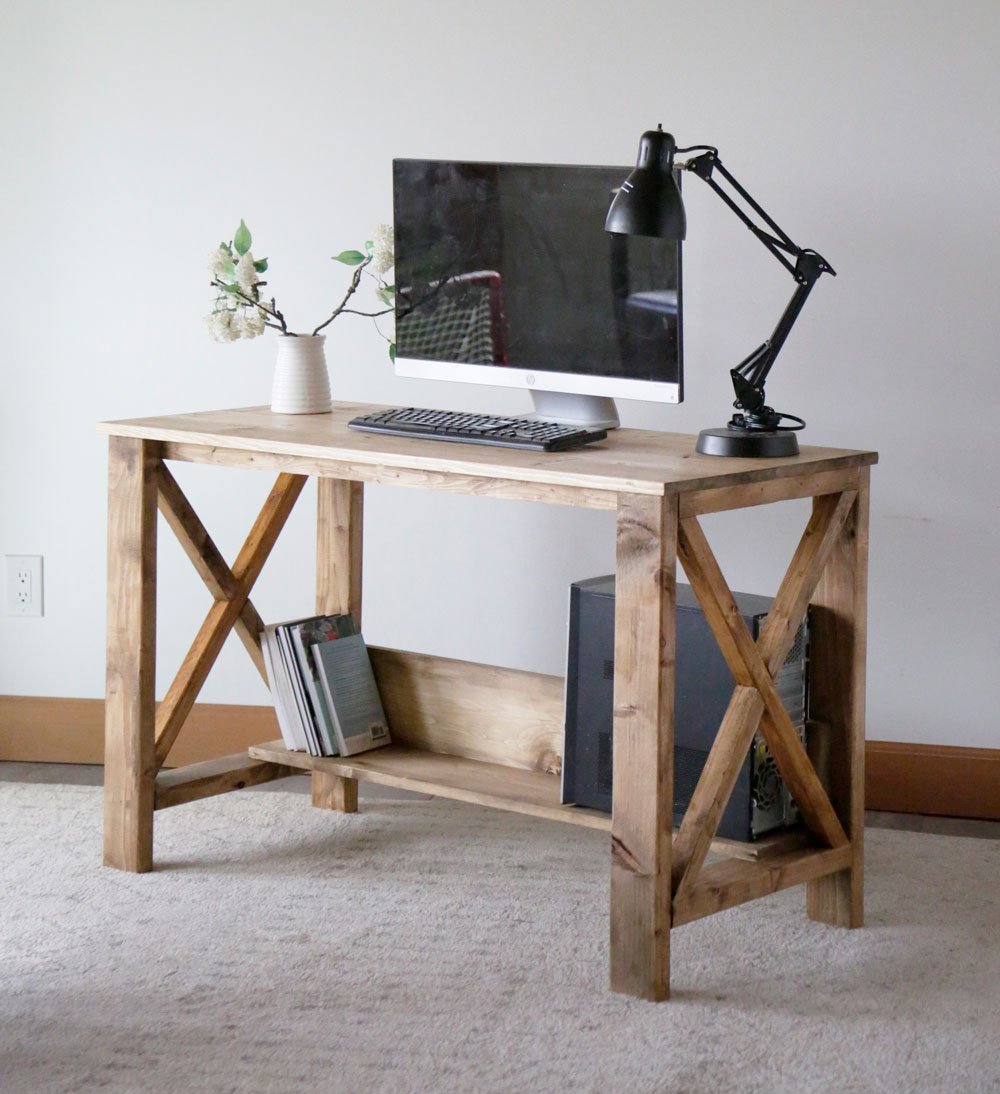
[270,334,332,414]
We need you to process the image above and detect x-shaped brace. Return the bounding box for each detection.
[671,490,857,898]
[151,464,306,771]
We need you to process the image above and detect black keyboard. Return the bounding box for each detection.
[348,407,608,452]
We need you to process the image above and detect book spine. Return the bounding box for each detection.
[290,630,338,757]
[262,627,305,751]
[277,626,320,755]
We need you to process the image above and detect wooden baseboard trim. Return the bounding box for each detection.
[865,740,999,821]
[0,695,278,769]
[2,694,997,820]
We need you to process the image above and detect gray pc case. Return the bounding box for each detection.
[562,576,808,841]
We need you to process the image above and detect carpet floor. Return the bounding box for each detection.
[1,783,998,1094]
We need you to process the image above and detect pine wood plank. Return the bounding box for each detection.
[245,741,807,858]
[156,463,268,683]
[161,443,622,511]
[98,403,877,499]
[316,478,363,623]
[311,771,358,813]
[756,491,858,674]
[103,437,159,872]
[677,516,848,850]
[154,753,297,809]
[153,473,306,770]
[807,471,870,927]
[248,741,613,831]
[312,477,364,812]
[609,492,676,1001]
[678,467,861,518]
[368,648,564,774]
[670,491,858,896]
[672,844,854,927]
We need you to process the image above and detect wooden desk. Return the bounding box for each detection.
[98,403,876,1001]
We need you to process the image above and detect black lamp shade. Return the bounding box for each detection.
[605,128,687,240]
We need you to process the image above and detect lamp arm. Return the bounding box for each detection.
[678,147,835,428]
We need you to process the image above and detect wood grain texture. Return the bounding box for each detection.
[98,403,877,500]
[156,463,268,683]
[246,740,815,860]
[153,473,306,769]
[103,437,159,872]
[678,467,862,518]
[154,753,297,809]
[162,443,621,511]
[368,648,564,774]
[316,478,363,623]
[670,491,858,896]
[807,471,870,927]
[249,741,612,830]
[672,845,854,927]
[311,771,359,813]
[677,516,848,851]
[315,476,364,810]
[609,492,676,1001]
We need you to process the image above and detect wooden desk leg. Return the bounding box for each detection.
[313,478,364,812]
[807,469,870,927]
[103,437,159,872]
[610,492,677,1001]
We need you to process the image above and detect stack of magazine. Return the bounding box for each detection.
[261,614,391,757]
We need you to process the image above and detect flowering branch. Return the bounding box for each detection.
[311,256,371,336]
[205,220,395,356]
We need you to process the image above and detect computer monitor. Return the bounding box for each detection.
[392,159,683,430]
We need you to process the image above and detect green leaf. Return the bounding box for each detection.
[222,259,236,279]
[389,343,396,362]
[233,219,252,256]
[253,257,268,273]
[365,240,374,256]
[222,282,241,294]
[332,249,366,266]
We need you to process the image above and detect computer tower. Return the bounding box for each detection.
[562,576,808,841]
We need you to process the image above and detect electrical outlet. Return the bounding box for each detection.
[6,555,43,617]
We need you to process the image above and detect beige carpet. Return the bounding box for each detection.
[1,783,998,1094]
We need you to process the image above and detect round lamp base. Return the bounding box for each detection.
[696,426,800,458]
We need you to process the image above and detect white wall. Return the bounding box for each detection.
[2,0,998,748]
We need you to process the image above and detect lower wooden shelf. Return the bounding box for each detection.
[672,844,854,925]
[248,741,808,861]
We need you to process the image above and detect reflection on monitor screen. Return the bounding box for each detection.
[392,159,683,428]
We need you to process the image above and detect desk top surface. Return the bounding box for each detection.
[98,403,878,496]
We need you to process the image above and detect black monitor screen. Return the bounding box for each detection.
[393,159,682,389]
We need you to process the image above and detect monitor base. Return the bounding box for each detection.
[527,391,620,431]
[696,426,799,458]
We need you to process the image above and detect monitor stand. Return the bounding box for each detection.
[527,391,620,431]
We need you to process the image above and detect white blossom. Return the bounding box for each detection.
[206,306,238,342]
[237,306,267,339]
[371,223,394,277]
[208,247,233,281]
[235,252,258,295]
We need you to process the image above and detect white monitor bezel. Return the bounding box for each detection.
[394,355,681,405]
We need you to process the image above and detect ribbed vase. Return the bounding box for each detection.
[270,335,332,414]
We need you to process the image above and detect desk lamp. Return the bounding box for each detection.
[606,126,835,457]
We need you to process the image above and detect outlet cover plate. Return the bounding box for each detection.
[6,555,43,617]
